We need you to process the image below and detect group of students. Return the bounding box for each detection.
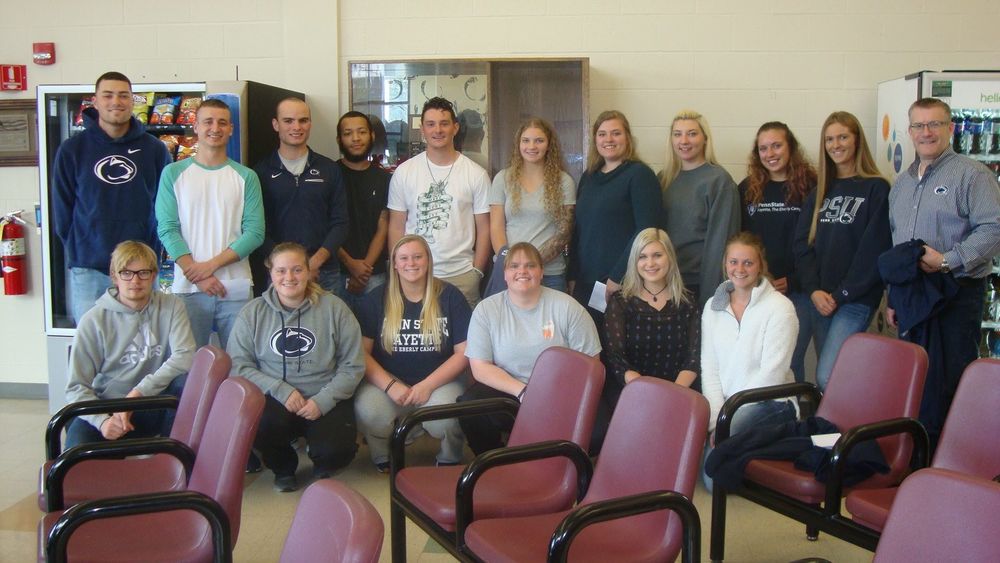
[64,88,974,494]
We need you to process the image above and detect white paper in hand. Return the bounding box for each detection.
[588,281,607,313]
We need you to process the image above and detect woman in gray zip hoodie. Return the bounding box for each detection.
[65,241,195,449]
[228,242,364,492]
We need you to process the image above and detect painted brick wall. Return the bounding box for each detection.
[339,0,1000,176]
[1,0,998,386]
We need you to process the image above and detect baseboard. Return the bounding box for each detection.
[0,382,48,399]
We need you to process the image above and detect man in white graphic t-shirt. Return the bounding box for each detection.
[387,97,490,306]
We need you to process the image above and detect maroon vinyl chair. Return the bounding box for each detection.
[710,333,928,561]
[280,479,384,563]
[846,358,1000,532]
[39,345,231,511]
[873,468,1000,562]
[463,377,708,563]
[40,377,264,563]
[389,346,605,562]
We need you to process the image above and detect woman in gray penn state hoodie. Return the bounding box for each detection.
[227,242,364,491]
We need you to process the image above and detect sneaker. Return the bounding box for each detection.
[274,474,298,493]
[245,452,262,474]
[375,461,390,474]
[312,468,333,480]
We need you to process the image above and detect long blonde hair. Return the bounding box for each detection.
[586,110,639,173]
[660,110,721,190]
[381,235,444,353]
[265,242,325,305]
[620,228,689,306]
[505,117,568,222]
[807,111,883,244]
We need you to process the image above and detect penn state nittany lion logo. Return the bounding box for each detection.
[93,155,138,185]
[269,327,316,358]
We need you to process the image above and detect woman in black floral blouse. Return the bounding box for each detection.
[604,227,700,410]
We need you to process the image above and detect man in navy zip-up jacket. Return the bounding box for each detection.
[52,71,171,325]
[253,98,349,294]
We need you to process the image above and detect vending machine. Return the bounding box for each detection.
[37,80,303,412]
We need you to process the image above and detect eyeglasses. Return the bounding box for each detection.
[909,121,947,132]
[117,269,154,280]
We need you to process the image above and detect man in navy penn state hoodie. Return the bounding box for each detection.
[52,71,172,324]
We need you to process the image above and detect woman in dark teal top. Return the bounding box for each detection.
[568,110,662,311]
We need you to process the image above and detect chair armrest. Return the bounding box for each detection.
[455,439,593,549]
[45,395,179,460]
[822,416,928,514]
[389,397,519,475]
[46,490,231,563]
[45,437,196,512]
[547,491,700,563]
[716,382,820,444]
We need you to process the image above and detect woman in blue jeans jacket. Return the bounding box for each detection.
[794,111,892,391]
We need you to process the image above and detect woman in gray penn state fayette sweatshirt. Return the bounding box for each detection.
[66,289,195,431]
[227,285,364,414]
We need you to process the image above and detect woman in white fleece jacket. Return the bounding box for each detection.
[701,232,799,489]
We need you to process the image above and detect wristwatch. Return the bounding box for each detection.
[940,258,951,273]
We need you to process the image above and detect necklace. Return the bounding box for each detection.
[642,282,667,302]
[426,155,456,188]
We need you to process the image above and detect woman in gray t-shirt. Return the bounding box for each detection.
[489,118,576,291]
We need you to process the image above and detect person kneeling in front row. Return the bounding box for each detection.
[64,240,195,450]
[228,242,364,492]
[355,235,471,472]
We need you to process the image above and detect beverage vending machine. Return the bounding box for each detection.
[876,70,1000,358]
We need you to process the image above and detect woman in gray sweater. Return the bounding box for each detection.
[660,110,740,307]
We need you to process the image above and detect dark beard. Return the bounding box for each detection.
[339,140,372,163]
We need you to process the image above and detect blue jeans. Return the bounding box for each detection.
[316,268,344,295]
[68,267,111,326]
[702,399,798,492]
[335,272,386,317]
[541,274,567,292]
[179,292,248,349]
[813,302,875,392]
[64,406,169,451]
[788,292,817,384]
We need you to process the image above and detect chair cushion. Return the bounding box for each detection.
[465,509,680,563]
[394,460,576,531]
[38,456,186,511]
[744,459,903,505]
[38,509,215,562]
[845,487,898,532]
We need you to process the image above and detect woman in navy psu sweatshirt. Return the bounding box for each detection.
[793,111,891,391]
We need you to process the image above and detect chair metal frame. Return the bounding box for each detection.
[46,490,232,563]
[709,382,929,562]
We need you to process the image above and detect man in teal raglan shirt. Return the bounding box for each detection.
[155,98,265,351]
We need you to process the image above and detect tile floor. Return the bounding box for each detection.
[1,398,871,562]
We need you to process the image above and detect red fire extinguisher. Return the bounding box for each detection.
[1,210,27,295]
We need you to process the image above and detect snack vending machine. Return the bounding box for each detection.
[876,70,1000,357]
[37,80,303,412]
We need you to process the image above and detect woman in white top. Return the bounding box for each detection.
[700,232,799,490]
[489,117,575,291]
